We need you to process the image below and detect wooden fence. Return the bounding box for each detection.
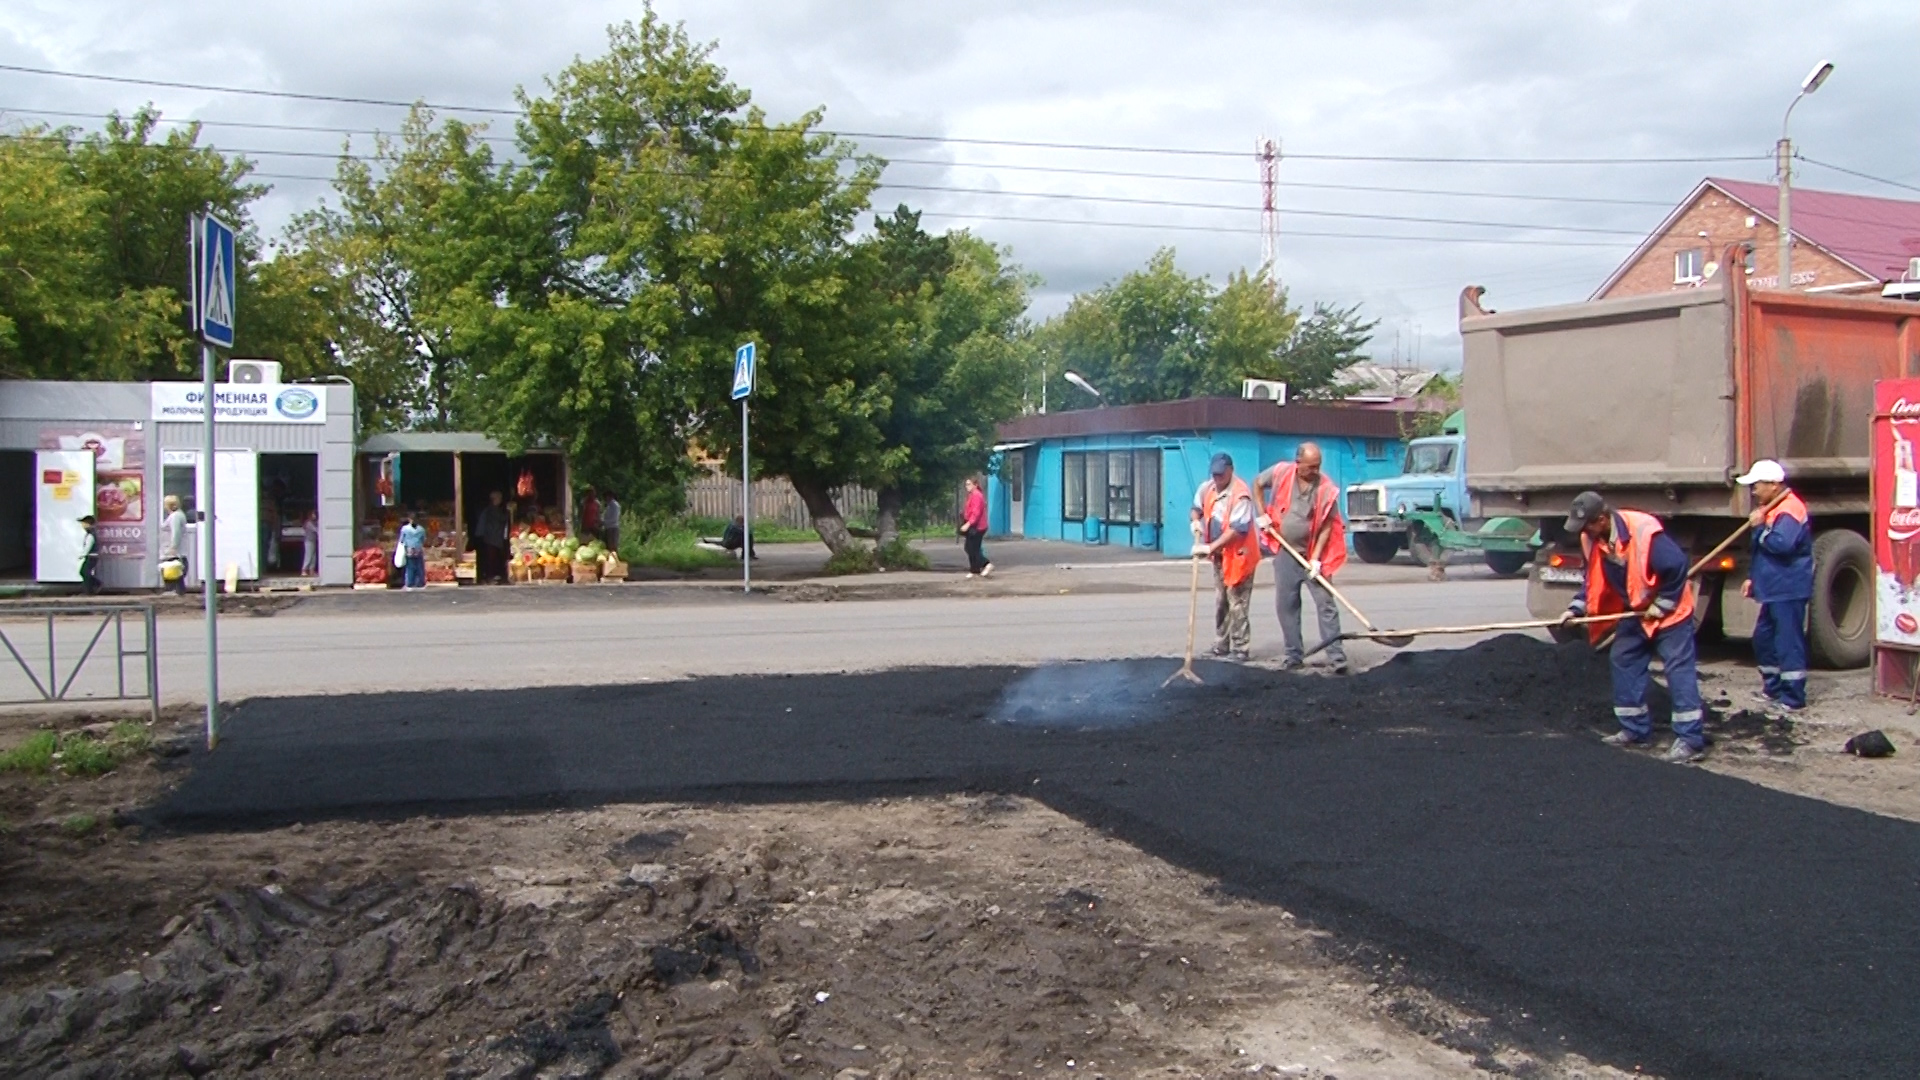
[685,475,959,531]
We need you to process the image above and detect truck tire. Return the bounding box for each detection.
[1484,550,1530,578]
[1353,533,1401,565]
[1809,529,1872,669]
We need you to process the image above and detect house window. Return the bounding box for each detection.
[1743,248,1757,275]
[1106,451,1135,525]
[1063,452,1086,520]
[1366,439,1389,461]
[1133,450,1161,525]
[1674,248,1705,283]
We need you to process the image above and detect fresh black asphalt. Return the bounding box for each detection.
[146,637,1920,1079]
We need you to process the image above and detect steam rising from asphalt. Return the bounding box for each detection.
[992,661,1217,730]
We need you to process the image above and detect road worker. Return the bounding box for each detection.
[1560,491,1706,763]
[1736,459,1813,713]
[1254,442,1349,674]
[1191,452,1261,661]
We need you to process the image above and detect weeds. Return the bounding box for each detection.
[61,813,99,837]
[618,521,734,573]
[823,546,879,575]
[877,539,930,571]
[0,723,151,778]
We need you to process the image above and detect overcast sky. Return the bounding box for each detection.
[4,1,1915,367]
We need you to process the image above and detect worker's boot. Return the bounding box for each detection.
[1601,731,1650,749]
[1663,741,1705,764]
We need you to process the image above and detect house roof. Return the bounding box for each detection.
[1595,178,1920,297]
[996,397,1415,442]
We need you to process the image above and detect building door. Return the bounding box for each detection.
[1006,451,1025,536]
[170,450,260,582]
[34,450,94,582]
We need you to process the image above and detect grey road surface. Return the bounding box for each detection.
[135,577,1530,703]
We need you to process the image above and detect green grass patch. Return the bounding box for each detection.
[684,516,817,544]
[822,545,879,575]
[619,521,735,573]
[0,731,57,774]
[61,813,99,837]
[0,723,152,778]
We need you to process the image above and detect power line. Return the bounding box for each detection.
[1797,155,1920,196]
[0,62,1772,166]
[2,104,1683,208]
[913,211,1633,247]
[0,133,1654,236]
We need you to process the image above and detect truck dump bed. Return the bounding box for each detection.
[1460,271,1920,521]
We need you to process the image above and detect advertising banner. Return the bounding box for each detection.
[37,424,147,565]
[150,383,326,424]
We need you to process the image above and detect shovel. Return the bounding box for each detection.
[1162,551,1206,688]
[1302,611,1637,660]
[1266,526,1415,648]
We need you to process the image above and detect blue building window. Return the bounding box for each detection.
[1063,452,1087,520]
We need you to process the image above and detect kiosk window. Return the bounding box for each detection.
[1063,452,1086,520]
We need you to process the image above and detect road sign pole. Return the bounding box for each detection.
[201,344,219,749]
[742,397,751,594]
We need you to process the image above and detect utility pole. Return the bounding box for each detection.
[1258,137,1280,273]
[1778,60,1834,291]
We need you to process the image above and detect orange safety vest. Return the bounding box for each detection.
[1580,509,1696,643]
[1766,491,1809,529]
[1199,477,1262,588]
[1262,464,1348,577]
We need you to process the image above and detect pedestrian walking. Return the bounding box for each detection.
[600,491,622,552]
[961,476,993,577]
[1254,442,1349,673]
[300,511,320,575]
[1191,453,1260,660]
[1559,491,1706,763]
[474,491,512,584]
[158,495,188,594]
[399,515,428,591]
[77,514,102,595]
[1736,460,1813,712]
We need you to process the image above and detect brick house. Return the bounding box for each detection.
[1594,178,1920,300]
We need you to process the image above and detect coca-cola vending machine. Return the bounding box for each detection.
[1873,379,1920,696]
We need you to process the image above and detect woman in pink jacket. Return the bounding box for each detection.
[960,476,993,577]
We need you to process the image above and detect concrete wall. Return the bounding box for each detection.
[989,428,1406,557]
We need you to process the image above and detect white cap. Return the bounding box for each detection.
[1734,459,1786,485]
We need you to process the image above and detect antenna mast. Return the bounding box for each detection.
[1257,137,1280,272]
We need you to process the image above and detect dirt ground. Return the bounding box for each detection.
[3,647,1916,1080]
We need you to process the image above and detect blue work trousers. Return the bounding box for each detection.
[1611,619,1704,750]
[404,552,426,589]
[1753,599,1809,709]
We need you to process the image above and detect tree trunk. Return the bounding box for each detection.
[791,478,858,555]
[875,486,904,549]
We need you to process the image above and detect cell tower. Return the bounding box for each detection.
[1257,137,1280,272]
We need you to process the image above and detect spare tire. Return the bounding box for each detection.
[1809,529,1872,669]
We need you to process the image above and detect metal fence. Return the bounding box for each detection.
[685,476,966,530]
[0,602,160,720]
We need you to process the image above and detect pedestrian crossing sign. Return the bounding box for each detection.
[194,214,237,348]
[731,342,756,400]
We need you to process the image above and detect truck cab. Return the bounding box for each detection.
[1346,409,1469,561]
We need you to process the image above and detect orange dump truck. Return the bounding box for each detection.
[1460,261,1920,668]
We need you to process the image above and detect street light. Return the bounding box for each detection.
[1778,60,1834,291]
[1063,370,1104,406]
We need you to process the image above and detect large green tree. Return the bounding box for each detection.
[0,110,336,382]
[1034,249,1374,407]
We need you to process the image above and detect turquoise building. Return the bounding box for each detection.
[987,398,1415,556]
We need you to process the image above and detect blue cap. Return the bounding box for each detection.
[1209,452,1233,476]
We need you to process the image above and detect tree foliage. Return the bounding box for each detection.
[1034,248,1378,407]
[0,110,335,382]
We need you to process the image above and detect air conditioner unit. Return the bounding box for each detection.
[227,359,282,385]
[1242,379,1288,404]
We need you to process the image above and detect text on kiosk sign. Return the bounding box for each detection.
[149,383,327,424]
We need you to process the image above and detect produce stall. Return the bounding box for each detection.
[510,529,627,584]
[354,432,570,586]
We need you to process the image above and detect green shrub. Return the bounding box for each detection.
[61,813,99,836]
[619,521,734,573]
[823,545,879,575]
[0,723,151,778]
[877,539,930,571]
